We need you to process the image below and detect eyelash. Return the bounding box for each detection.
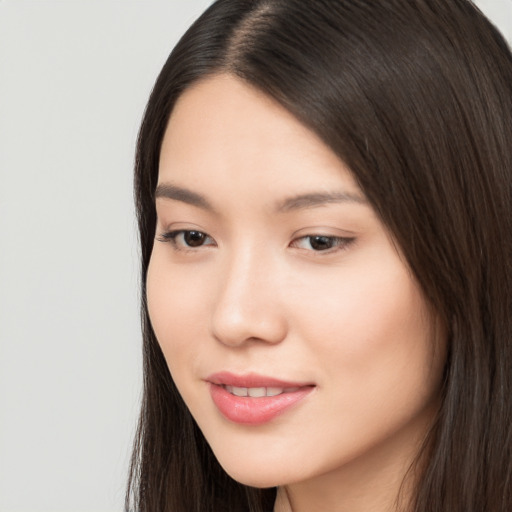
[157,230,217,251]
[290,234,355,253]
[157,230,355,254]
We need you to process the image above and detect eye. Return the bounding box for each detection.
[157,230,216,249]
[291,235,354,252]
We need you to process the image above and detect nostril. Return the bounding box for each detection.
[210,304,288,347]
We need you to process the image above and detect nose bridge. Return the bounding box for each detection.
[211,240,287,346]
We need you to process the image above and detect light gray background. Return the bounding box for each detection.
[0,1,510,511]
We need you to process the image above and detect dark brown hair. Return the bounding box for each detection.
[126,1,512,510]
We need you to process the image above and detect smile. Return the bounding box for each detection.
[207,372,315,425]
[223,385,301,397]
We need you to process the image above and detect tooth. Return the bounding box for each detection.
[266,387,284,396]
[284,387,300,393]
[248,387,266,398]
[232,386,248,397]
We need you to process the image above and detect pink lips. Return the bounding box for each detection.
[207,372,315,425]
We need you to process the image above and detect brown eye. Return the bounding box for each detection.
[291,234,355,253]
[157,230,215,249]
[183,231,207,247]
[308,236,336,251]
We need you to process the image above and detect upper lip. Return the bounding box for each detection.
[206,371,314,388]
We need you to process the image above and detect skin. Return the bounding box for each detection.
[147,74,446,512]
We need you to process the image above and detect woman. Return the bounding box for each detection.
[126,1,512,511]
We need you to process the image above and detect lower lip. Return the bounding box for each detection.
[209,384,314,425]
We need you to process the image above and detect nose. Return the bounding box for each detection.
[210,247,288,347]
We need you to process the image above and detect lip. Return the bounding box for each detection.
[206,372,315,425]
[207,371,312,389]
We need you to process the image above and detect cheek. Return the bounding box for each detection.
[289,251,441,394]
[290,268,444,463]
[146,255,211,415]
[146,253,206,365]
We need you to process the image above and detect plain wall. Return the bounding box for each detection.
[0,1,510,511]
[0,2,211,511]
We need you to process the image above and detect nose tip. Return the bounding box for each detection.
[211,301,288,347]
[210,259,288,347]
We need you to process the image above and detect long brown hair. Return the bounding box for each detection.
[126,1,512,510]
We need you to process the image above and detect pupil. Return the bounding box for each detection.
[310,236,333,251]
[184,231,205,247]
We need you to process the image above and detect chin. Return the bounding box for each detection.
[215,456,290,488]
[215,449,312,489]
[225,469,283,489]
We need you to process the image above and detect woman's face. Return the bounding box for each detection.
[147,74,445,492]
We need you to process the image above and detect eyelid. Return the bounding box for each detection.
[156,229,216,251]
[155,226,356,255]
[289,234,356,254]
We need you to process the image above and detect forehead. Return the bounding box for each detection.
[158,74,362,200]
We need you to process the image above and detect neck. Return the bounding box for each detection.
[274,487,293,512]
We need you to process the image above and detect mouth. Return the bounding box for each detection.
[206,371,313,389]
[206,372,315,425]
[222,385,301,397]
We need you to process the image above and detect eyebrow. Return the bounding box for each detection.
[277,191,367,212]
[155,183,215,212]
[154,183,367,213]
